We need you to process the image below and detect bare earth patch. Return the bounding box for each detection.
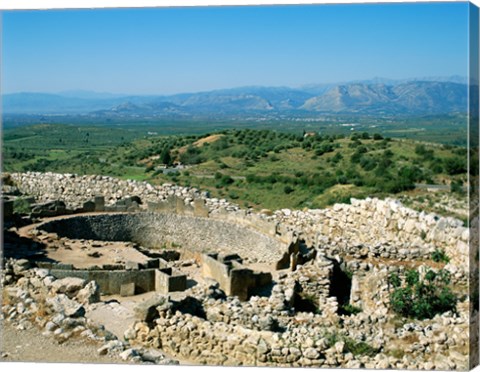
[178,134,224,154]
[0,320,129,365]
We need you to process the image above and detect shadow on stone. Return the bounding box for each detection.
[173,296,207,320]
[328,260,352,313]
[3,230,52,262]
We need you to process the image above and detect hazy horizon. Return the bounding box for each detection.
[3,74,469,98]
[2,3,469,95]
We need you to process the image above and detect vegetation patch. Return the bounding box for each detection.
[324,332,378,357]
[431,249,450,264]
[3,125,468,212]
[388,268,457,320]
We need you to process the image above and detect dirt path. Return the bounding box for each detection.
[0,320,128,365]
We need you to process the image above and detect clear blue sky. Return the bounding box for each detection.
[1,2,469,95]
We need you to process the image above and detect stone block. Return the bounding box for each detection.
[51,277,86,298]
[147,201,160,211]
[3,200,14,218]
[126,196,142,205]
[133,294,167,322]
[127,202,140,212]
[146,258,160,269]
[120,283,136,297]
[183,203,195,216]
[193,198,209,218]
[125,261,141,270]
[168,272,187,292]
[82,200,96,212]
[114,205,127,212]
[155,269,187,294]
[94,196,105,212]
[47,294,85,317]
[175,197,184,215]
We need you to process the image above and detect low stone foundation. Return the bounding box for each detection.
[38,212,290,265]
[202,253,272,301]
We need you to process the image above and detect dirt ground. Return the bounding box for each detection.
[44,240,149,269]
[0,321,127,365]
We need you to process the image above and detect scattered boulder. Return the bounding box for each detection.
[13,259,31,275]
[46,294,85,318]
[51,277,86,298]
[133,295,168,323]
[76,281,100,304]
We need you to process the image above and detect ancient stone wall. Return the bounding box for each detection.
[38,213,288,264]
[155,269,187,294]
[49,268,157,295]
[8,172,206,210]
[275,198,469,271]
[201,254,272,300]
[8,172,469,272]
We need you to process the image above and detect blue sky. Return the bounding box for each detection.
[1,2,470,95]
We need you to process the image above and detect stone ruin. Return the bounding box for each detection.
[1,171,477,369]
[202,253,272,301]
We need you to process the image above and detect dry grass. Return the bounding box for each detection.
[2,288,14,307]
[178,134,224,155]
[401,333,420,344]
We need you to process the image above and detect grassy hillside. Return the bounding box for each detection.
[3,124,468,217]
[134,129,467,210]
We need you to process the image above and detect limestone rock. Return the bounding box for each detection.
[46,294,85,318]
[76,281,101,304]
[119,348,138,361]
[51,277,86,298]
[133,295,168,323]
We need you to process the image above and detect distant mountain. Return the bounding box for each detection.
[179,91,273,112]
[302,84,397,112]
[2,92,124,114]
[301,81,467,114]
[92,100,184,117]
[59,90,128,100]
[299,75,468,93]
[2,78,468,117]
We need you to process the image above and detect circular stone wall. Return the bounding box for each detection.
[39,213,287,263]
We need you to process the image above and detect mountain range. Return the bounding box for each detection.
[2,76,469,118]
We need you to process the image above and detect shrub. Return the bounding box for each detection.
[359,156,377,171]
[444,157,467,175]
[284,185,294,194]
[345,338,377,357]
[219,175,234,186]
[451,180,464,194]
[160,148,173,166]
[414,144,428,156]
[314,143,334,156]
[325,333,377,357]
[383,149,394,158]
[389,268,456,320]
[13,198,31,214]
[430,162,444,174]
[330,152,343,164]
[388,273,401,288]
[431,249,450,264]
[340,304,362,316]
[179,146,204,165]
